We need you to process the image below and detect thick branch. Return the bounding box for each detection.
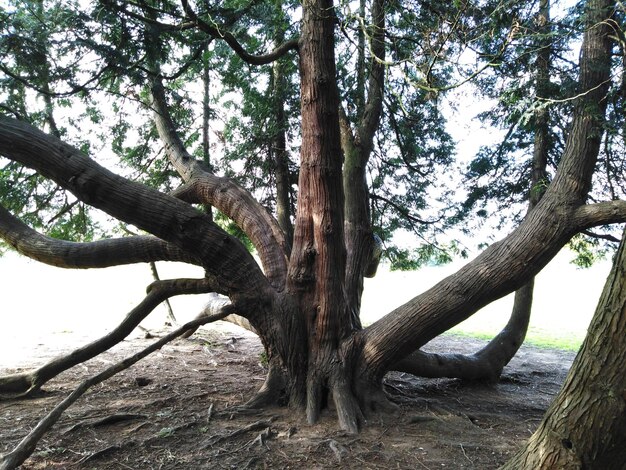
[150,80,289,287]
[573,200,626,227]
[0,204,199,268]
[342,0,386,320]
[393,281,533,381]
[180,0,298,65]
[0,117,270,300]
[359,0,616,378]
[0,307,231,470]
[0,278,215,397]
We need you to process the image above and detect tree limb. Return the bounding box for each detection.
[180,0,299,65]
[0,278,215,397]
[573,200,626,228]
[0,116,270,299]
[0,204,200,268]
[0,307,232,470]
[150,80,289,287]
[393,281,533,381]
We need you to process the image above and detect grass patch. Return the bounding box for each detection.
[446,327,584,352]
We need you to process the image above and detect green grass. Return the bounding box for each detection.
[446,327,584,352]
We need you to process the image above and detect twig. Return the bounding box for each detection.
[0,309,231,470]
[460,443,473,463]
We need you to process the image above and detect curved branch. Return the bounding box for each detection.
[393,281,533,381]
[358,2,617,378]
[0,278,216,397]
[0,204,200,268]
[150,80,289,287]
[181,292,257,338]
[0,116,270,300]
[573,200,626,228]
[180,0,298,65]
[0,306,231,470]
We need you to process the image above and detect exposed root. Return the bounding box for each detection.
[306,374,323,425]
[202,419,275,448]
[0,374,38,399]
[331,374,364,434]
[244,362,286,409]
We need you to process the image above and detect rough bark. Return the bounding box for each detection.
[502,227,626,470]
[287,0,360,432]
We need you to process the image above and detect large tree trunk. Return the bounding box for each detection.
[285,0,360,431]
[502,227,626,469]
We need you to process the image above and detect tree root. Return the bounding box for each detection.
[202,419,275,448]
[0,309,230,470]
[244,362,286,409]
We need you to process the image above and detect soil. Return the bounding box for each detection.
[0,323,576,469]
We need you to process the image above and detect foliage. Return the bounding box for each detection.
[0,0,622,267]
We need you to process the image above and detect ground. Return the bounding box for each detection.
[0,323,575,469]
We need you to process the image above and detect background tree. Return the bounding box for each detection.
[0,0,624,466]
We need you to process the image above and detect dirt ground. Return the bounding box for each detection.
[0,323,576,469]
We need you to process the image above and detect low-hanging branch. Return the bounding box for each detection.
[0,277,216,397]
[0,204,200,269]
[393,281,533,381]
[0,307,233,470]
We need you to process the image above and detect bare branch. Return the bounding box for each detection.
[0,204,199,268]
[0,278,216,397]
[180,0,298,65]
[581,229,621,243]
[0,306,232,470]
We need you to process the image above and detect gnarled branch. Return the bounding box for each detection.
[0,116,270,300]
[0,204,199,268]
[150,80,289,287]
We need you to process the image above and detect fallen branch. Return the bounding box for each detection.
[0,307,233,470]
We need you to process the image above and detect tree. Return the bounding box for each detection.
[0,0,623,460]
[502,226,626,469]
